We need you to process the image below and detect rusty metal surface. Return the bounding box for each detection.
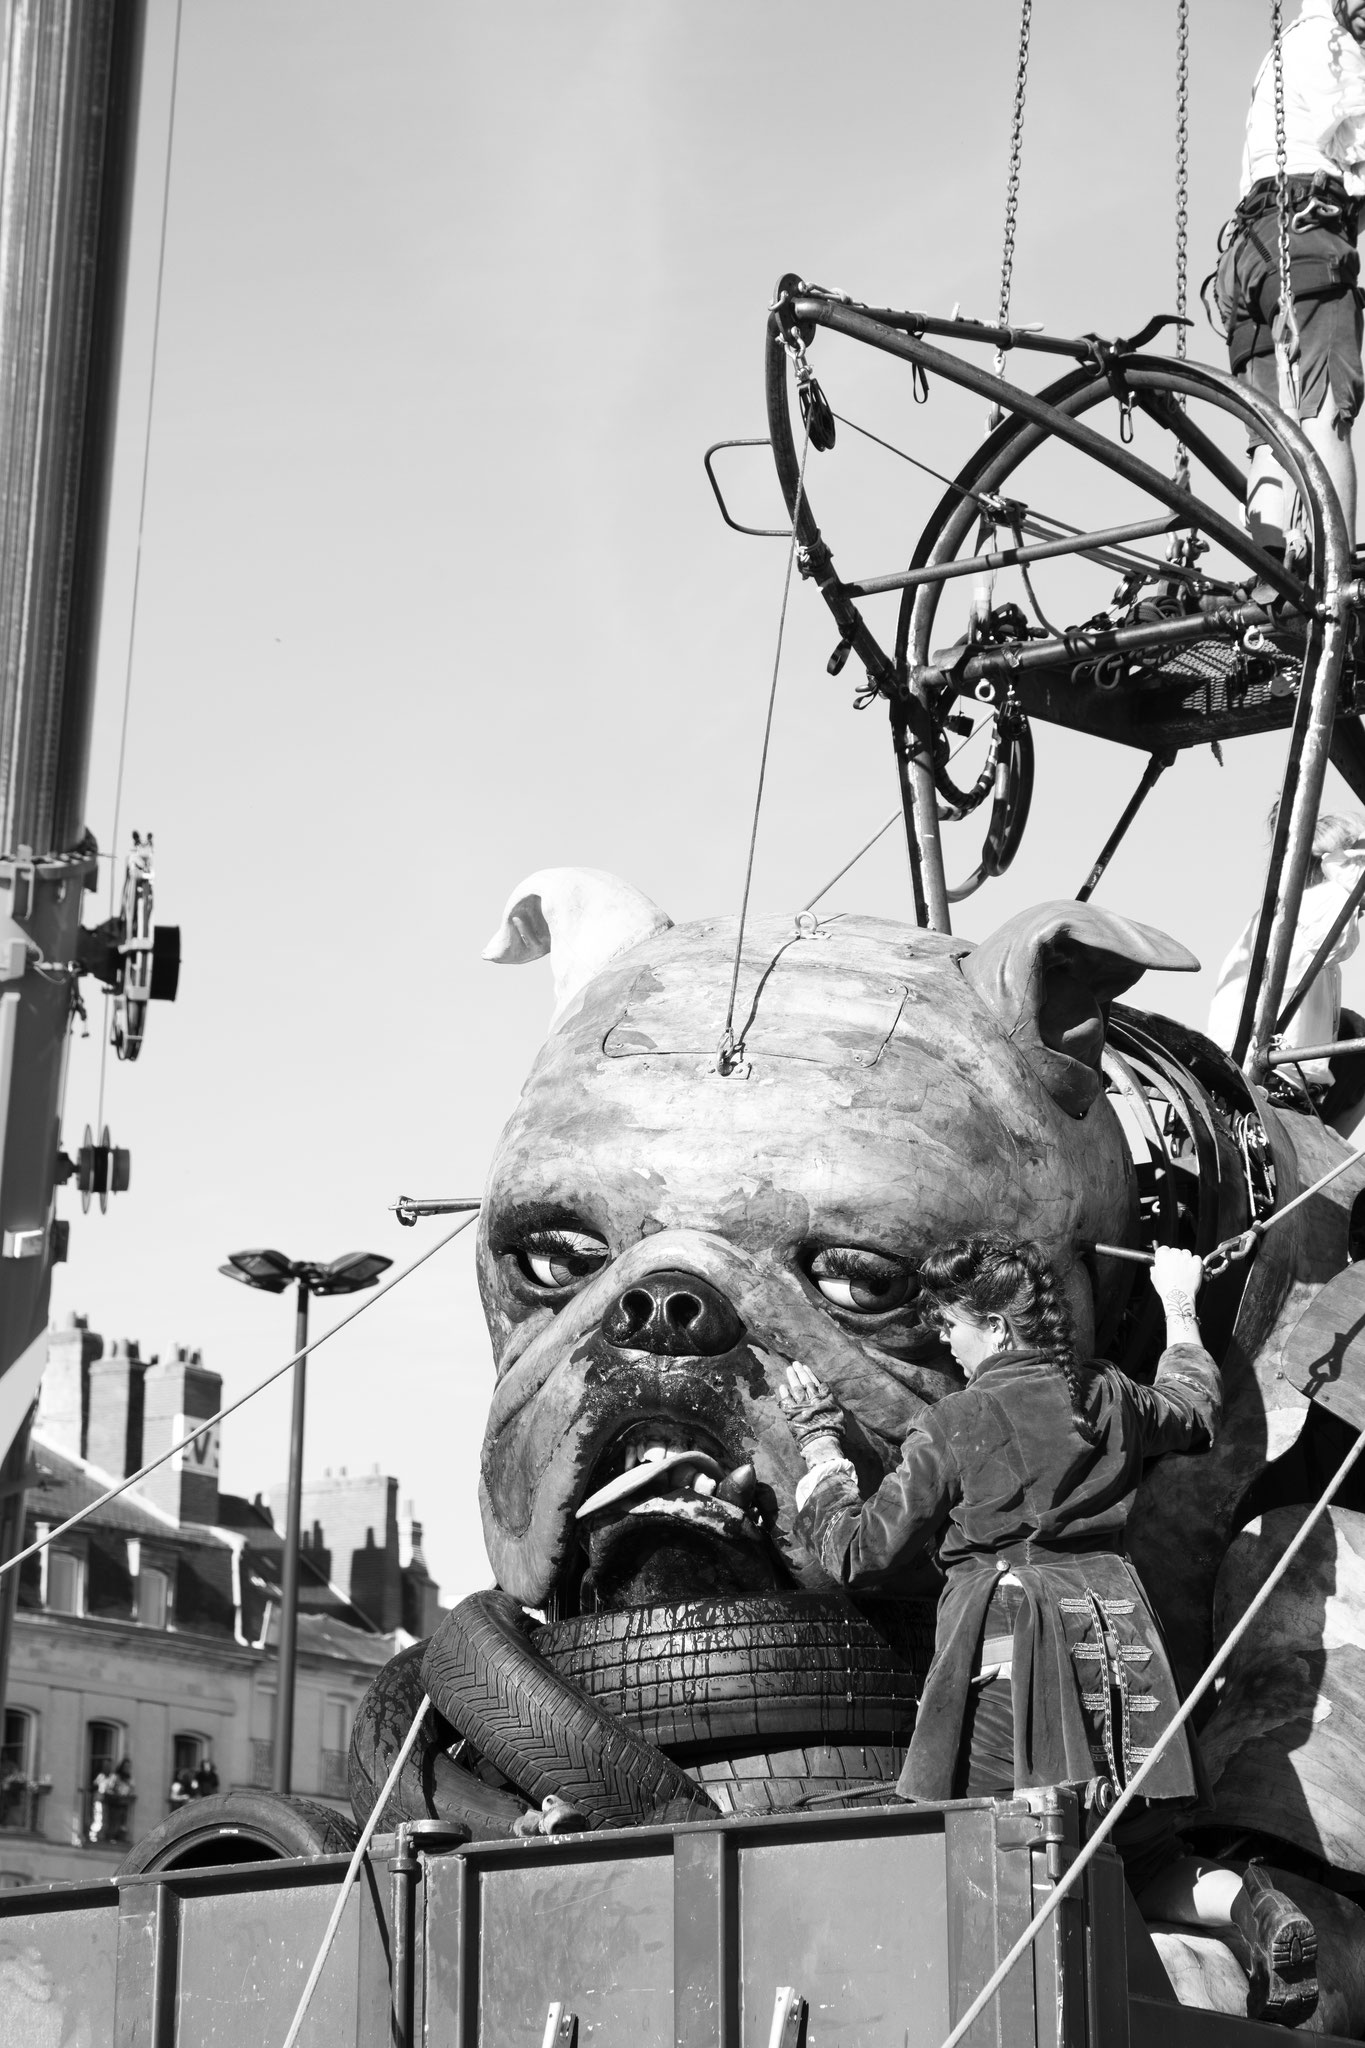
[0,1797,1328,2046]
[0,1886,117,2046]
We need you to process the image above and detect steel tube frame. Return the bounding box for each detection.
[766,283,1352,1057]
[1076,751,1174,903]
[1275,859,1365,1034]
[1266,1037,1365,1066]
[956,601,1278,685]
[273,1279,309,1795]
[787,298,1308,610]
[843,516,1188,598]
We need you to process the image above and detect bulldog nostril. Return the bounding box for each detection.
[618,1289,655,1339]
[602,1269,744,1357]
[664,1291,703,1331]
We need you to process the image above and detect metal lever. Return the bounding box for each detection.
[391,1196,481,1228]
[541,2004,578,2048]
[768,1987,807,2048]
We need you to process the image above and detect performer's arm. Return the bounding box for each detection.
[778,1362,959,1588]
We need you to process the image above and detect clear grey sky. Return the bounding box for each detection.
[52,0,1355,1601]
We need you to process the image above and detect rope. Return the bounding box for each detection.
[1,1211,478,1582]
[718,419,812,1073]
[280,1692,432,2048]
[96,0,184,1138]
[936,1410,1365,2048]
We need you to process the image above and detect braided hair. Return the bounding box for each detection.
[919,1232,1098,1442]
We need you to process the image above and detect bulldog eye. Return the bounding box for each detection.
[515,1229,610,1291]
[808,1247,916,1315]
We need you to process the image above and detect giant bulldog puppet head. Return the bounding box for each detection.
[476,869,1198,1617]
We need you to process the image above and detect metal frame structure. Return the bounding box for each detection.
[759,278,1360,1085]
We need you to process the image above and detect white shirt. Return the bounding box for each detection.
[1208,846,1365,1082]
[1241,0,1365,199]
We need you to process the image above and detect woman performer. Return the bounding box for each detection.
[777,1234,1317,2028]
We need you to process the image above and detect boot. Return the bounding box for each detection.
[1225,1863,1318,2027]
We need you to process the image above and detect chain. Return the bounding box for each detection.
[997,0,1031,333]
[990,0,1032,415]
[1174,0,1189,360]
[1271,0,1302,394]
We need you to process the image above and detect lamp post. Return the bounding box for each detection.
[220,1247,391,1794]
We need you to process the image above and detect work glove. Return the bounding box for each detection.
[775,1360,847,1468]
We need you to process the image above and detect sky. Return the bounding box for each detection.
[49,0,1358,1605]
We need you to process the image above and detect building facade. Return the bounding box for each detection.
[0,1316,445,1887]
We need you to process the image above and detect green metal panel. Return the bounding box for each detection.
[0,1887,118,2047]
[736,1826,950,2048]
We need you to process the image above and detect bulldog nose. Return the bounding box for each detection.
[602,1269,744,1357]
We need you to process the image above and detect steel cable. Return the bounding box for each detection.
[718,418,812,1073]
[280,1692,433,2048]
[0,1210,478,1582]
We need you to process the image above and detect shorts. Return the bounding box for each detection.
[1214,203,1364,443]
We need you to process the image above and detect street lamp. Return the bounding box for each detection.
[220,1247,392,1793]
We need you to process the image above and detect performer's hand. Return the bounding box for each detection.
[776,1361,847,1466]
[1151,1246,1203,1329]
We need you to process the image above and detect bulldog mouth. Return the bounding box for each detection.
[563,1420,783,1614]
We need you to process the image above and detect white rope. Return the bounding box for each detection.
[280,1693,432,2048]
[1,1211,478,1581]
[935,1413,1365,2048]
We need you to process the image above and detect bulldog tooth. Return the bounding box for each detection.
[716,1462,757,1507]
[641,1443,669,1464]
[576,1446,724,1520]
[692,1472,718,1497]
[624,1444,639,1469]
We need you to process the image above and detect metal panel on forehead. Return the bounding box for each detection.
[603,941,917,1068]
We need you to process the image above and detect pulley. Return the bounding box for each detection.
[76,832,180,1061]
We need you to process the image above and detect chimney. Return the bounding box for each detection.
[272,1469,401,1630]
[35,1313,102,1459]
[86,1339,146,1478]
[141,1346,221,1526]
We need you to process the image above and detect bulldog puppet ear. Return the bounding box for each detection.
[963,901,1199,1117]
[484,868,673,1026]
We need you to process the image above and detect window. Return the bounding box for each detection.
[0,1711,35,1833]
[250,1688,275,1789]
[172,1733,204,1783]
[137,1567,169,1630]
[45,1550,83,1616]
[321,1698,349,1798]
[84,1721,134,1848]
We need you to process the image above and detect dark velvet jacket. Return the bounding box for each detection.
[795,1341,1221,1801]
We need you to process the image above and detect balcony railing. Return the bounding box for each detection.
[0,1778,49,1835]
[321,1749,348,1799]
[249,1739,273,1789]
[81,1787,136,1847]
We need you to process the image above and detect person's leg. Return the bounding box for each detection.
[1138,1855,1245,1925]
[1138,1856,1318,2027]
[1246,443,1288,552]
[1303,403,1357,539]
